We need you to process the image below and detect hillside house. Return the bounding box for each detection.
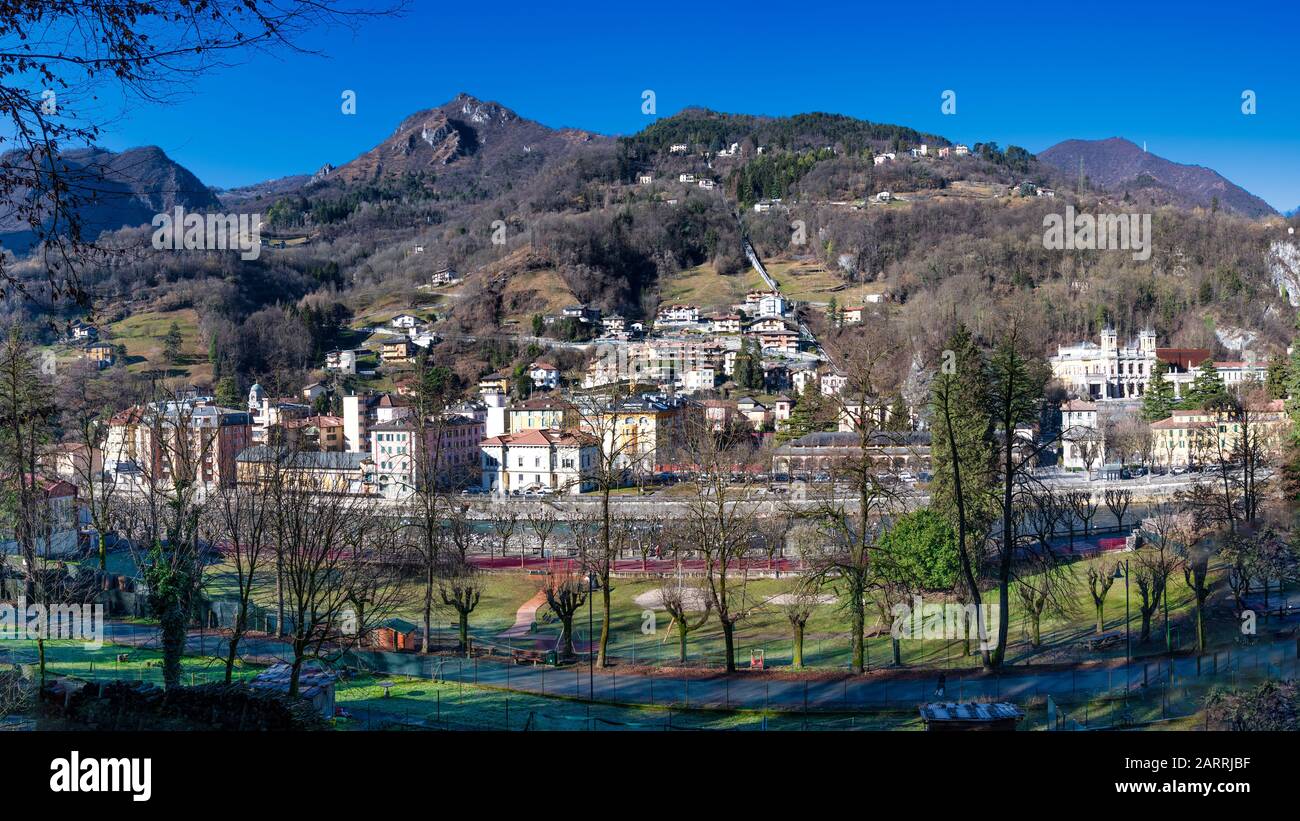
[325,349,357,375]
[431,266,461,286]
[529,361,561,390]
[657,304,700,323]
[380,339,416,364]
[710,314,742,334]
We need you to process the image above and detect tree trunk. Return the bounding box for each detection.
[421,600,432,655]
[722,620,736,673]
[559,616,575,658]
[597,583,612,667]
[159,604,186,689]
[459,611,470,657]
[1029,613,1041,647]
[891,636,901,666]
[225,601,247,683]
[288,648,305,698]
[792,621,804,668]
[275,560,285,638]
[1139,610,1152,643]
[1095,602,1106,635]
[1194,599,1205,652]
[677,623,689,663]
[849,586,865,673]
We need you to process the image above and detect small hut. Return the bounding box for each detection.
[919,702,1023,731]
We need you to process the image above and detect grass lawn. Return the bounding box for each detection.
[763,257,874,306]
[197,541,1271,674]
[659,262,767,311]
[331,670,921,731]
[107,307,211,383]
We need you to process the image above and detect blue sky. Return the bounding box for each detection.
[94,0,1300,211]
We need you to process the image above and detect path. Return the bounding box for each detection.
[499,590,548,638]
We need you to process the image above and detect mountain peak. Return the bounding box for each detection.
[1038,137,1275,218]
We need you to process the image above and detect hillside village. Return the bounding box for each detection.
[40,235,1294,508]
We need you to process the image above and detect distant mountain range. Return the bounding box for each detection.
[0,145,220,252]
[1,101,1286,256]
[1038,137,1276,218]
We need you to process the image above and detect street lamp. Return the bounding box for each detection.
[587,570,597,702]
[1113,560,1130,695]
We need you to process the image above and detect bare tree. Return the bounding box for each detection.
[1104,487,1132,531]
[56,359,123,571]
[111,382,219,689]
[1068,491,1099,538]
[676,418,765,672]
[525,504,558,566]
[1017,487,1075,647]
[437,557,483,656]
[657,576,710,664]
[1085,561,1118,635]
[1131,548,1173,644]
[780,583,821,668]
[268,470,404,696]
[797,331,907,673]
[208,479,272,682]
[542,571,588,660]
[492,510,518,565]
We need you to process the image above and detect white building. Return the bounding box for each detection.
[325,349,357,375]
[480,429,599,495]
[529,361,561,390]
[1059,399,1105,471]
[1050,328,1160,400]
[821,372,848,397]
[680,366,717,393]
[657,304,700,323]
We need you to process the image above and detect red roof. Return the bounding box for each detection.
[481,429,598,448]
[1156,347,1211,371]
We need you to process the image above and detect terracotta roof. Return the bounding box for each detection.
[1061,400,1097,412]
[481,429,598,448]
[1150,417,1214,430]
[1156,347,1212,370]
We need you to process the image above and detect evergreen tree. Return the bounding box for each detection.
[877,507,960,592]
[162,322,183,366]
[1141,358,1176,421]
[1266,353,1288,400]
[884,395,910,431]
[780,390,827,442]
[214,376,241,407]
[1183,358,1226,409]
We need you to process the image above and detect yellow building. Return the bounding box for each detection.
[1150,401,1289,469]
[235,447,372,494]
[507,397,579,433]
[595,396,687,473]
